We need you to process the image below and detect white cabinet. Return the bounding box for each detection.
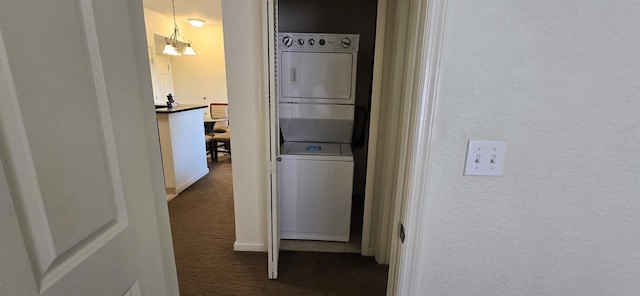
[156,105,209,198]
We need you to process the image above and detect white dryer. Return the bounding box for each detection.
[279,33,359,105]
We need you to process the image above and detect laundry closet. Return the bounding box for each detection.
[276,0,378,250]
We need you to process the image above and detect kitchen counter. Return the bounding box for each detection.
[155,104,207,114]
[156,104,209,199]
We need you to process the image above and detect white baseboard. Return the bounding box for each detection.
[281,231,349,242]
[233,241,267,252]
[367,247,376,257]
[175,168,209,195]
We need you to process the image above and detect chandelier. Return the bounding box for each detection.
[162,0,196,56]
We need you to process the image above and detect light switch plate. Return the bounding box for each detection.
[464,140,507,176]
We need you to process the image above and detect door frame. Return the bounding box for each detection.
[362,0,447,262]
[261,0,388,272]
[359,0,449,292]
[388,0,448,294]
[362,0,412,264]
[263,0,280,280]
[128,0,180,293]
[261,0,448,292]
[360,0,389,258]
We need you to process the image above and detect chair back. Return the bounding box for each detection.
[210,103,228,120]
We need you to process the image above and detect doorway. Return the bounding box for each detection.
[141,0,238,261]
[141,0,231,199]
[273,0,378,255]
[144,0,390,284]
[144,0,440,292]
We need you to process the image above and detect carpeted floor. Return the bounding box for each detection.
[168,155,389,295]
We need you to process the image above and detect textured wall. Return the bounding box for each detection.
[415,1,640,295]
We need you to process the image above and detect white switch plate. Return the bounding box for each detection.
[464,140,507,176]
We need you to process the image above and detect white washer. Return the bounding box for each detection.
[279,142,354,242]
[279,106,355,242]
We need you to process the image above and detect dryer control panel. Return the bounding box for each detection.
[279,33,359,52]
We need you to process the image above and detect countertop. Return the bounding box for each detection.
[155,104,207,114]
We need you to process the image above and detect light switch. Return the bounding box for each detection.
[464,140,507,176]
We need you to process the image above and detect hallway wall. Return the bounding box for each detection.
[220,0,268,251]
[414,1,640,295]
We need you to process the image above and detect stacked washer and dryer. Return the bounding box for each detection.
[278,33,359,242]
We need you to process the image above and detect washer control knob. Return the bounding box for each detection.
[283,36,293,47]
[308,38,315,46]
[341,37,352,48]
[298,38,305,45]
[319,39,326,46]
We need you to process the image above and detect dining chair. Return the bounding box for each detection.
[209,103,231,161]
[209,103,229,133]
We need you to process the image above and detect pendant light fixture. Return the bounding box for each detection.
[162,0,196,56]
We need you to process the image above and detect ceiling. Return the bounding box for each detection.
[142,0,223,26]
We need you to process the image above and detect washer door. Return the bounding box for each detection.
[279,157,354,242]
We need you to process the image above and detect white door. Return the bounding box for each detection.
[147,47,158,104]
[0,1,177,295]
[265,0,281,280]
[154,54,174,104]
[147,49,173,105]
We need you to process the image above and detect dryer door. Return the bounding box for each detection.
[280,51,356,104]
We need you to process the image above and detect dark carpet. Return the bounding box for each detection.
[168,155,389,295]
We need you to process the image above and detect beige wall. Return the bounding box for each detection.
[143,8,228,112]
[171,25,228,108]
[143,9,175,50]
[220,0,268,251]
[414,1,640,295]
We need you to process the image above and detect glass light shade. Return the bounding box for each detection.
[187,19,205,27]
[182,44,196,56]
[162,43,180,56]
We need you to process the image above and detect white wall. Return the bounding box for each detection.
[156,110,209,195]
[143,8,228,110]
[220,0,268,251]
[414,1,640,295]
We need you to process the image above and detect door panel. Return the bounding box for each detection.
[280,52,353,100]
[0,0,174,295]
[154,54,174,104]
[3,2,128,284]
[279,158,353,241]
[265,0,280,280]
